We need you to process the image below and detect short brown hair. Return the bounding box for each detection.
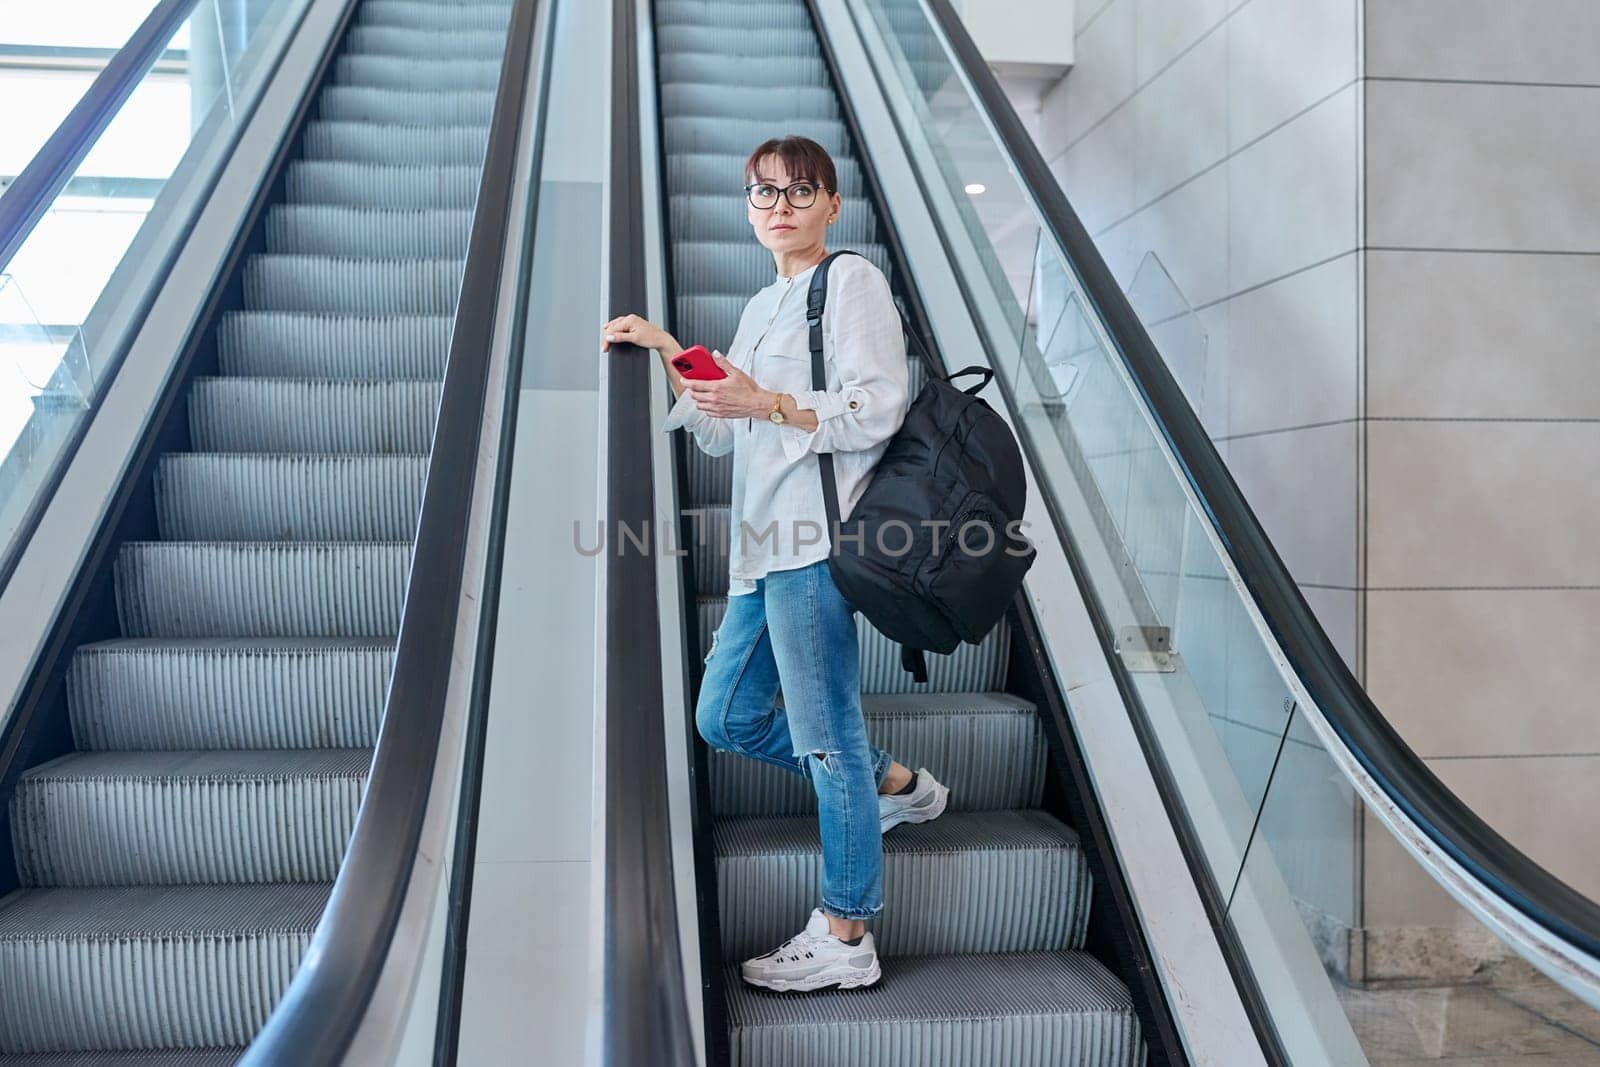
[743,136,838,194]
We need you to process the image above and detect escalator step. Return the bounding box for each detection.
[0,884,327,1053]
[709,692,1047,818]
[243,254,462,314]
[342,25,508,59]
[68,638,392,751]
[266,205,474,258]
[0,1050,244,1064]
[666,115,847,157]
[661,82,838,121]
[655,0,813,31]
[698,596,1008,695]
[284,160,480,209]
[658,52,828,88]
[115,541,409,639]
[715,810,1091,959]
[333,53,503,92]
[671,294,746,356]
[356,0,511,30]
[668,194,873,243]
[217,311,451,380]
[657,24,819,57]
[666,152,863,199]
[318,86,496,126]
[188,377,441,453]
[722,951,1141,1067]
[12,750,369,886]
[301,120,487,166]
[672,240,888,296]
[155,454,428,542]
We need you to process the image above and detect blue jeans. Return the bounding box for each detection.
[696,559,894,921]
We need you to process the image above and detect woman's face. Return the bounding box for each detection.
[746,155,840,256]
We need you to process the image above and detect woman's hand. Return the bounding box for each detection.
[685,353,776,420]
[601,314,680,357]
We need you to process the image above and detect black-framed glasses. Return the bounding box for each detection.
[744,180,825,210]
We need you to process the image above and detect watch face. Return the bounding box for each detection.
[768,410,784,424]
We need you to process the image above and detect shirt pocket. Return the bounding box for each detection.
[754,349,819,395]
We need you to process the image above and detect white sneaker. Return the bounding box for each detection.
[879,767,950,833]
[740,908,882,992]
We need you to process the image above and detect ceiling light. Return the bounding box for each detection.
[964,183,986,195]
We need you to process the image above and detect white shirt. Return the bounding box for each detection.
[661,254,910,596]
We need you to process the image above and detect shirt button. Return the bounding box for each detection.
[848,400,859,409]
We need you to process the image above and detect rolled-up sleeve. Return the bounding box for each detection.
[779,259,909,461]
[663,385,735,457]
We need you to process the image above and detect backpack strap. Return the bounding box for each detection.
[806,250,861,539]
[900,645,929,684]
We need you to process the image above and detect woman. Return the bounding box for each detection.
[600,136,949,992]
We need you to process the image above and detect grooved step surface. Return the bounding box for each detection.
[217,312,451,379]
[710,693,1046,817]
[656,0,813,30]
[356,0,510,30]
[67,638,392,751]
[698,597,1008,694]
[318,86,496,125]
[661,83,838,121]
[333,53,503,91]
[156,454,427,541]
[666,115,847,157]
[0,884,328,1054]
[284,160,480,208]
[343,25,508,58]
[0,1051,242,1064]
[658,52,829,87]
[266,205,473,258]
[301,121,487,165]
[716,811,1091,959]
[242,254,463,314]
[11,750,369,886]
[189,377,441,453]
[115,542,409,638]
[723,952,1142,1067]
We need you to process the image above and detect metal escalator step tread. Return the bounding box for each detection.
[217,311,450,379]
[115,541,410,639]
[696,594,1008,695]
[300,121,487,166]
[68,638,393,751]
[332,54,502,91]
[666,152,862,198]
[0,884,328,1053]
[284,160,480,208]
[155,453,428,542]
[317,86,495,126]
[265,205,473,258]
[658,52,828,88]
[710,692,1046,817]
[672,240,888,296]
[656,24,819,57]
[665,115,847,157]
[242,254,462,315]
[723,951,1142,1066]
[716,810,1091,958]
[0,1050,244,1064]
[188,376,441,453]
[342,25,508,58]
[356,0,511,30]
[12,750,369,887]
[661,82,838,121]
[654,1,812,31]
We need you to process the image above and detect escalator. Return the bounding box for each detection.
[652,1,1145,1062]
[0,0,525,1058]
[617,0,1600,1065]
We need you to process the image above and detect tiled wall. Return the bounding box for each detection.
[1358,0,1600,969]
[1009,0,1600,984]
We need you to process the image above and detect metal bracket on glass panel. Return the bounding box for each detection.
[1117,625,1175,673]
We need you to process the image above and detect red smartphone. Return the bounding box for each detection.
[671,344,725,381]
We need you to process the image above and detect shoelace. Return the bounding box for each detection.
[762,927,835,964]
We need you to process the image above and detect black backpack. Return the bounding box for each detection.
[810,251,1036,682]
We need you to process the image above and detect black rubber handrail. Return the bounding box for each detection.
[601,0,698,1063]
[918,0,1600,962]
[239,0,545,1061]
[0,0,201,272]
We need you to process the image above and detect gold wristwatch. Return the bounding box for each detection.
[767,391,787,425]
